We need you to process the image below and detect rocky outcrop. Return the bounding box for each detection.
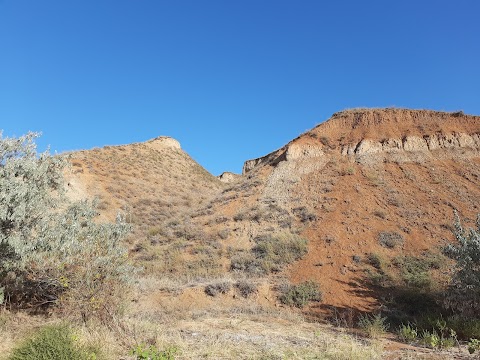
[244,132,480,173]
[243,144,324,175]
[341,133,480,160]
[218,171,242,183]
[243,109,480,173]
[286,143,324,160]
[243,150,285,175]
[146,136,181,151]
[243,157,267,174]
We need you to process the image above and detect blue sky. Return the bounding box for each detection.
[1,1,479,175]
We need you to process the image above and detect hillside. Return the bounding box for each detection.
[54,108,480,358]
[193,108,480,313]
[65,109,480,309]
[65,136,222,227]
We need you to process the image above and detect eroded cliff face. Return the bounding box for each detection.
[342,133,480,155]
[340,132,480,164]
[243,151,284,174]
[243,109,480,173]
[228,108,480,311]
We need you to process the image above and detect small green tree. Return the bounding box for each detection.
[443,211,480,317]
[0,131,133,320]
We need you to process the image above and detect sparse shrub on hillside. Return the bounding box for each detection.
[233,211,247,222]
[292,207,317,223]
[364,169,385,186]
[387,196,401,207]
[232,204,293,229]
[366,269,393,288]
[230,252,263,275]
[235,280,258,298]
[365,252,440,293]
[393,256,432,289]
[319,136,330,146]
[144,234,223,282]
[443,211,480,317]
[230,233,308,275]
[366,253,385,270]
[365,253,393,287]
[204,281,231,296]
[148,226,162,238]
[191,240,221,256]
[215,216,228,224]
[0,132,132,320]
[279,281,322,308]
[378,231,404,249]
[252,233,308,273]
[339,165,356,176]
[218,228,230,240]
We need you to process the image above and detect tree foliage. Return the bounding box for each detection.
[443,211,480,317]
[0,131,132,319]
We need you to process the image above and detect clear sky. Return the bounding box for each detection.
[1,1,479,175]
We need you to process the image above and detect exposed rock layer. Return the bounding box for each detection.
[243,109,480,173]
[217,171,241,183]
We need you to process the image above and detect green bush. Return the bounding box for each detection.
[420,329,440,349]
[393,256,432,289]
[446,315,480,339]
[443,211,480,317]
[420,329,456,349]
[468,338,480,354]
[398,323,418,343]
[130,344,178,360]
[420,318,457,349]
[0,132,133,319]
[279,281,322,308]
[364,254,393,288]
[9,324,101,360]
[357,313,389,339]
[365,269,393,288]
